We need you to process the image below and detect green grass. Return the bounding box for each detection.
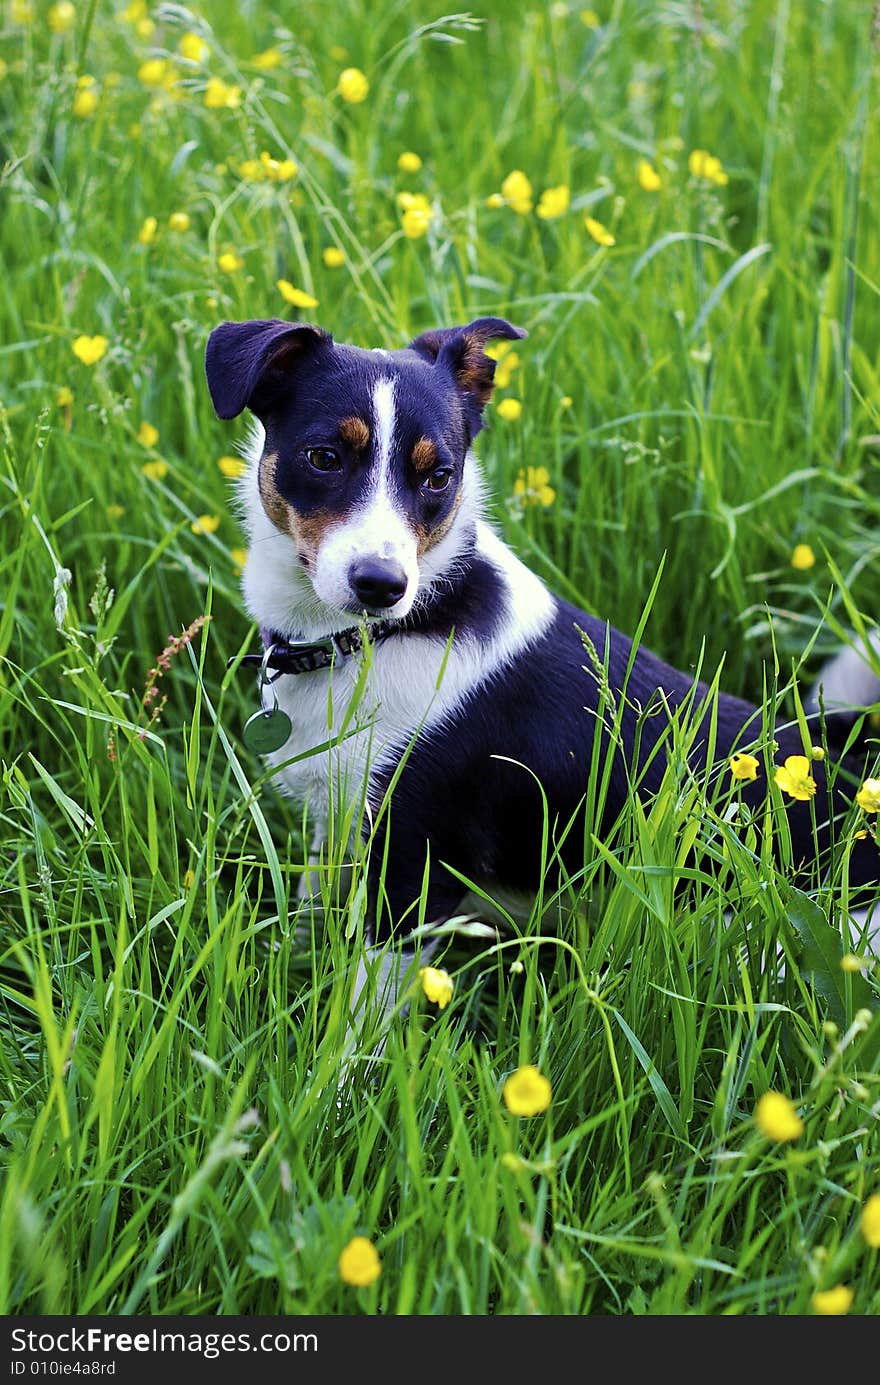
[2,0,880,1316]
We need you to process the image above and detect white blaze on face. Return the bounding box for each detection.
[311,376,420,617]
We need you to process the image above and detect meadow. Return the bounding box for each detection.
[1,0,880,1316]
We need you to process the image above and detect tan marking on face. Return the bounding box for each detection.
[258,451,291,534]
[288,508,339,569]
[411,436,438,473]
[258,450,338,565]
[339,416,370,451]
[414,490,462,557]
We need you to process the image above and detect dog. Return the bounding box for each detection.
[206,315,880,1022]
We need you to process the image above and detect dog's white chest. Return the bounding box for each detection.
[261,635,458,823]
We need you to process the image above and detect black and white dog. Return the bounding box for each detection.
[206,316,879,1012]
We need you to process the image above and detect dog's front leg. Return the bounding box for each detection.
[341,860,465,1066]
[348,937,438,1033]
[296,813,327,904]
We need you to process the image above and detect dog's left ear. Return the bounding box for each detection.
[408,316,527,435]
[205,318,331,420]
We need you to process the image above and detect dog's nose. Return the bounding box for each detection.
[348,558,408,610]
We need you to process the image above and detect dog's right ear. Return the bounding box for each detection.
[205,319,331,420]
[407,316,527,437]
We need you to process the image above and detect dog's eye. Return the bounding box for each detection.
[424,467,453,493]
[306,447,341,473]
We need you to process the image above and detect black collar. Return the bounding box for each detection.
[231,618,400,677]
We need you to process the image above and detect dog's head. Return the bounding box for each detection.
[205,316,526,620]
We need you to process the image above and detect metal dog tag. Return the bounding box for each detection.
[243,705,292,754]
[242,643,292,753]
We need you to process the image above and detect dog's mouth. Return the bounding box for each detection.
[344,597,411,621]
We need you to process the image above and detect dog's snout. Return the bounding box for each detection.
[348,558,408,610]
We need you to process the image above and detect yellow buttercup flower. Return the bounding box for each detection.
[860,1194,880,1248]
[774,755,816,802]
[502,1064,552,1116]
[231,546,248,571]
[137,421,159,448]
[485,192,505,209]
[142,459,168,480]
[121,0,146,22]
[204,77,242,109]
[135,16,154,38]
[218,454,246,478]
[790,542,815,570]
[71,334,108,365]
[397,151,422,173]
[397,191,431,213]
[168,211,190,232]
[72,82,99,117]
[241,150,299,183]
[252,47,282,70]
[337,67,369,103]
[754,1090,803,1142]
[178,32,209,63]
[218,251,244,273]
[398,192,434,238]
[811,1285,853,1316]
[338,1237,381,1286]
[106,504,124,521]
[580,8,600,26]
[137,216,158,246]
[585,215,615,246]
[856,778,880,814]
[688,148,729,186]
[729,752,760,782]
[497,398,523,423]
[840,954,865,973]
[11,0,34,21]
[501,169,533,214]
[56,386,74,408]
[277,280,318,309]
[270,157,297,182]
[322,246,345,268]
[191,514,220,535]
[536,184,570,219]
[48,1,76,34]
[493,352,520,390]
[137,58,168,87]
[514,466,556,507]
[637,158,661,191]
[704,155,728,187]
[419,966,454,1010]
[402,206,432,239]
